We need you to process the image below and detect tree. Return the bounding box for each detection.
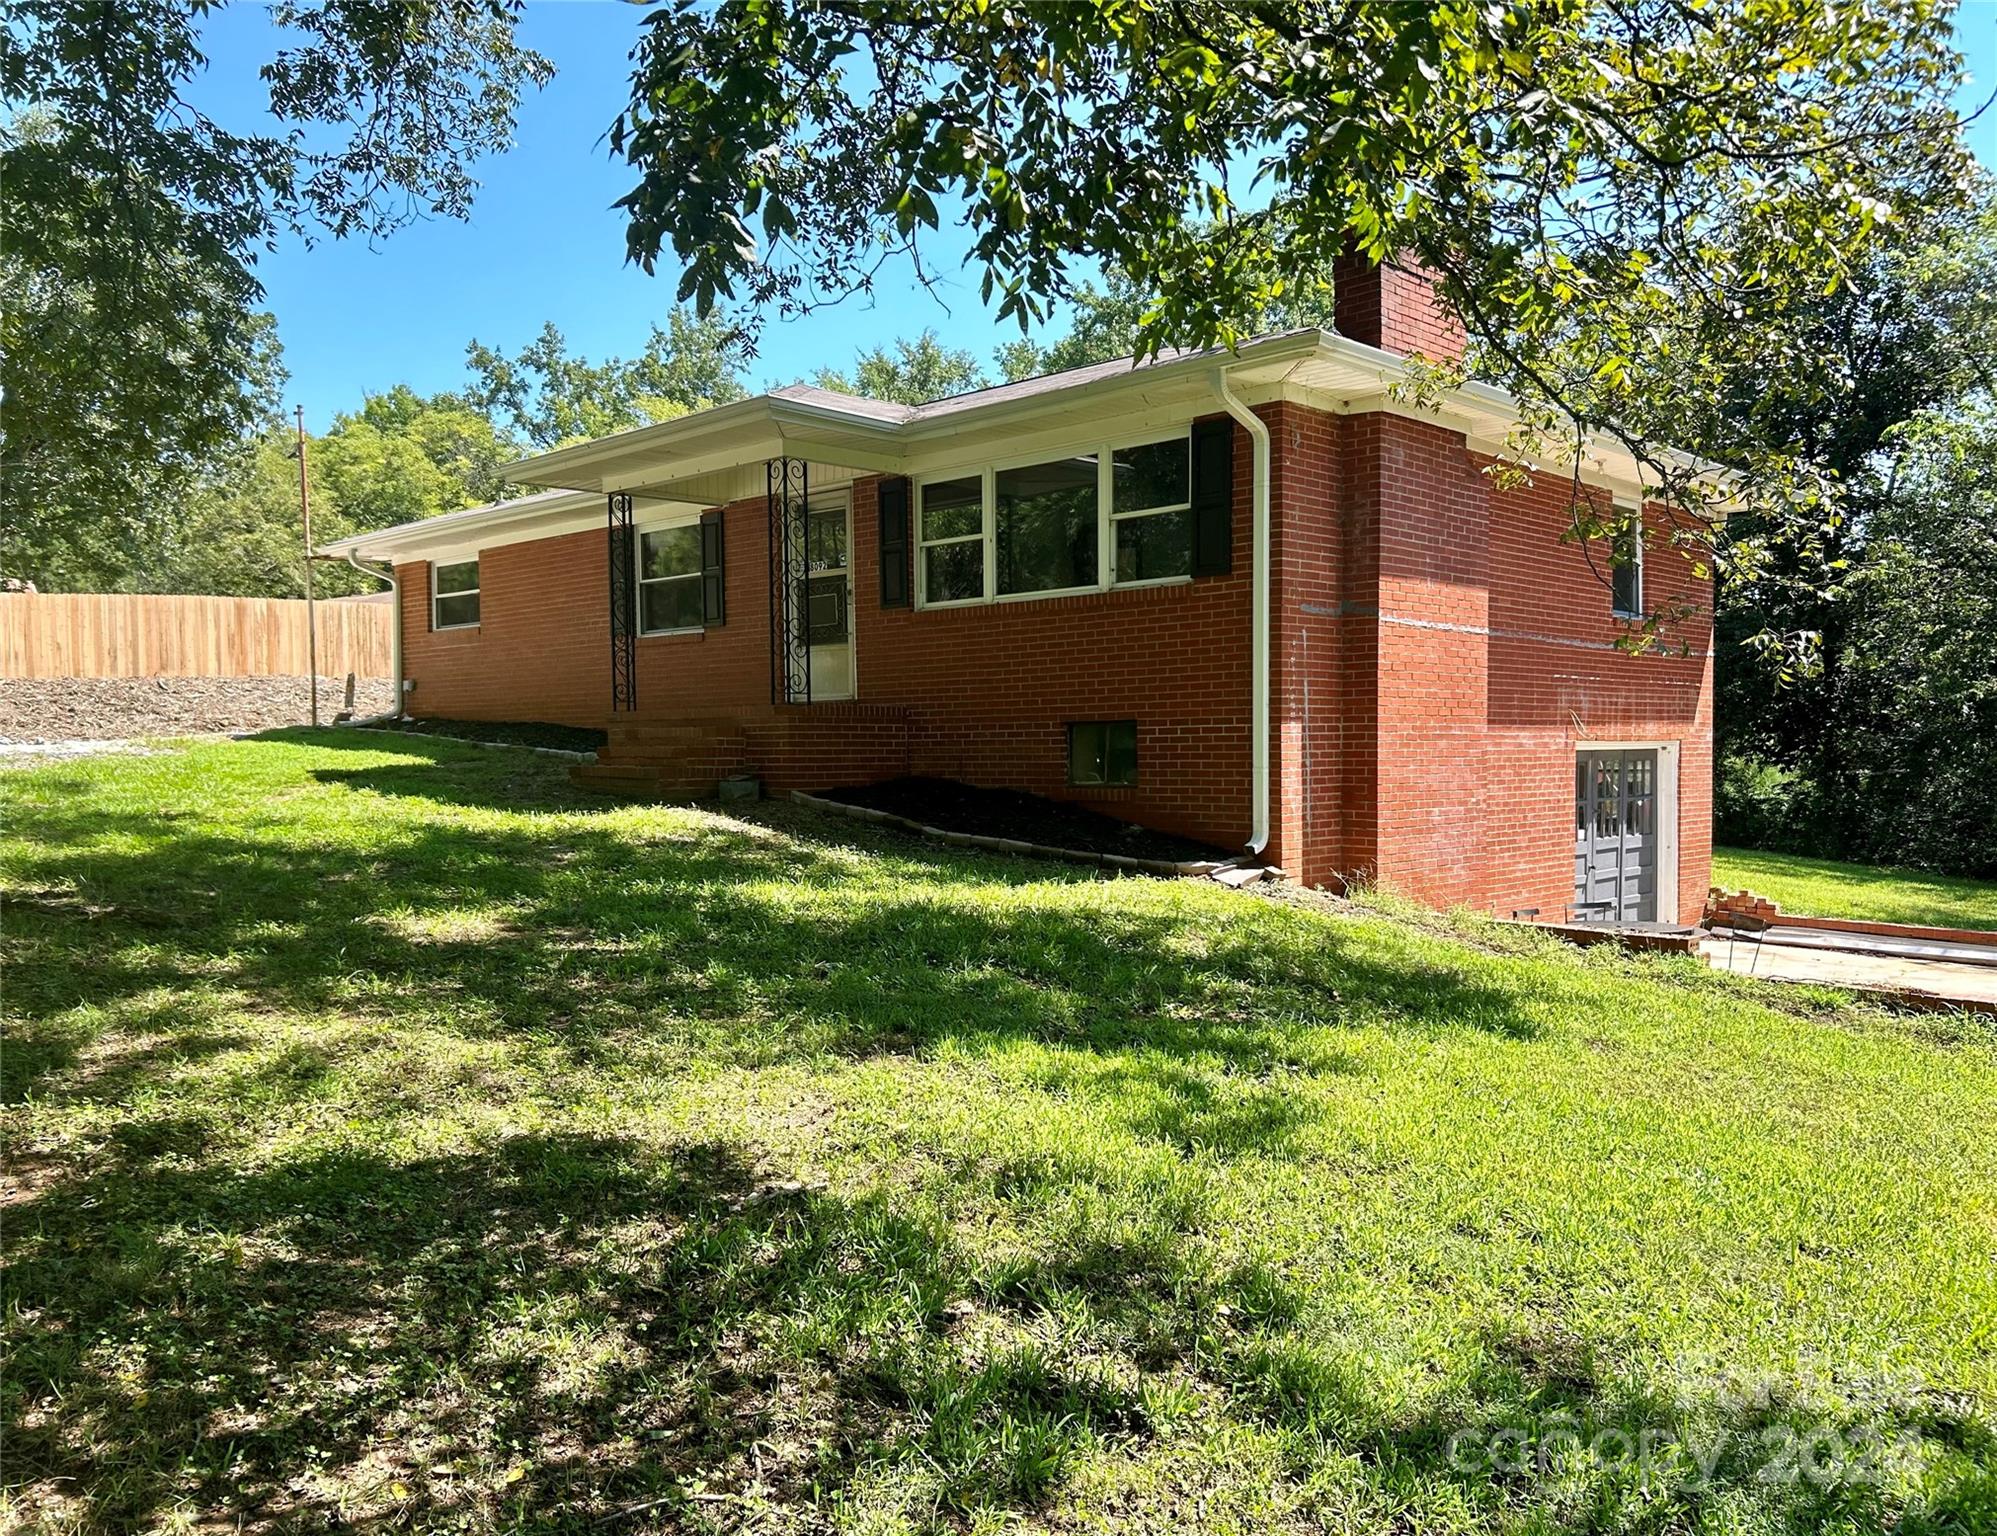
[612,0,1968,539]
[464,310,751,450]
[1716,192,1997,762]
[998,258,1338,380]
[1719,403,1997,876]
[151,427,369,601]
[0,0,551,588]
[315,388,516,526]
[1709,191,1997,874]
[813,330,987,403]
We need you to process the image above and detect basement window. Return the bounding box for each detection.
[1069,720,1138,787]
[431,559,480,630]
[1610,513,1644,619]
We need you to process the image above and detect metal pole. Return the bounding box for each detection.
[296,405,319,728]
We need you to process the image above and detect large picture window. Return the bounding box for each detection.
[914,431,1200,608]
[919,475,984,604]
[997,454,1097,596]
[431,559,479,630]
[638,523,704,633]
[1111,437,1192,583]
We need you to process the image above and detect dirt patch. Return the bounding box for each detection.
[368,717,607,754]
[0,676,396,744]
[816,776,1234,865]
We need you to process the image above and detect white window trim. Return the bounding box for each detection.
[914,429,1196,610]
[634,511,706,637]
[1576,738,1680,923]
[430,557,480,631]
[1611,504,1645,620]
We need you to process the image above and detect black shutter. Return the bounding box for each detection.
[1190,416,1234,577]
[878,476,911,607]
[701,508,726,625]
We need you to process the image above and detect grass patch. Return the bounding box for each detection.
[1714,845,1997,932]
[5,734,1994,1534]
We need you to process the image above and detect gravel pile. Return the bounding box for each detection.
[0,675,397,744]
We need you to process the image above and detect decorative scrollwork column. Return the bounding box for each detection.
[607,492,636,712]
[767,458,811,704]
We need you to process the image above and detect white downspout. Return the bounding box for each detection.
[1211,369,1271,856]
[341,551,404,721]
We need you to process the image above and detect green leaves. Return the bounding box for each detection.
[607,0,1968,560]
[462,311,750,452]
[1,0,552,589]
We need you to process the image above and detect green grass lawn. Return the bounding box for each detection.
[5,735,1993,1536]
[1713,846,1997,933]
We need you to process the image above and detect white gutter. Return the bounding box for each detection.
[1211,368,1272,858]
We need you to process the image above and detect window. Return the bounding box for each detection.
[432,559,479,629]
[1069,720,1137,787]
[1610,513,1644,618]
[919,475,984,603]
[914,431,1201,607]
[639,523,704,633]
[1111,437,1192,582]
[997,454,1097,595]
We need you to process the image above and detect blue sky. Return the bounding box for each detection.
[195,1,1997,431]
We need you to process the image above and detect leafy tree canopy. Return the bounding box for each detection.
[813,330,988,404]
[318,388,514,521]
[464,310,751,449]
[0,0,551,579]
[613,0,1970,526]
[997,259,1339,381]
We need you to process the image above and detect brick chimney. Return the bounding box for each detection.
[1332,251,1467,362]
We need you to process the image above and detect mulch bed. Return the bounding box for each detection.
[815,776,1234,865]
[370,717,608,754]
[0,675,395,744]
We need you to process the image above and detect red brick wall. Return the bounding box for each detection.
[846,415,1257,849]
[395,399,1711,915]
[397,502,773,730]
[1265,408,1713,921]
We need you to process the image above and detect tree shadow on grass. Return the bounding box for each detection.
[1,1128,1170,1532]
[5,749,1544,1126]
[17,741,1970,1530]
[10,1117,1984,1535]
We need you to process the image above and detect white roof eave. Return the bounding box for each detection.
[334,329,1734,563]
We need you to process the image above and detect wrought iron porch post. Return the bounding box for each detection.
[767,457,811,705]
[607,492,636,712]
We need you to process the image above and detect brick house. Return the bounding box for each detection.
[320,261,1714,922]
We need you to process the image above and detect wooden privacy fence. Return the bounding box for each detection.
[0,594,393,680]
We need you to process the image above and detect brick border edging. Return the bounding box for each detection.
[1707,887,1997,951]
[1507,921,1700,955]
[1760,913,1997,949]
[788,789,1239,880]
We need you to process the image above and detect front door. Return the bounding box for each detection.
[805,498,853,700]
[1574,749,1659,923]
